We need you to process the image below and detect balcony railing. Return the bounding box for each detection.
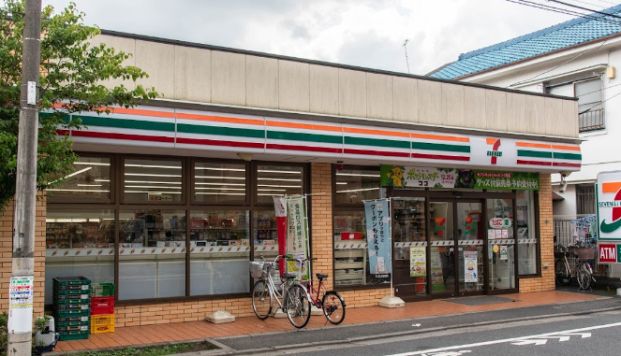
[579,107,605,132]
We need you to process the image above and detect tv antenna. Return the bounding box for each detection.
[402,39,411,74]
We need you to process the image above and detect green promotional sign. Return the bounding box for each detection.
[472,171,539,191]
[380,165,539,191]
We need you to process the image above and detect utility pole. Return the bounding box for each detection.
[8,0,42,355]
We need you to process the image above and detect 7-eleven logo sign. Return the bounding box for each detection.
[486,138,502,165]
[599,181,621,234]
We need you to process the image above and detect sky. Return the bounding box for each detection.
[39,0,614,75]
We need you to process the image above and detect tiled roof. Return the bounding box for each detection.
[429,4,621,80]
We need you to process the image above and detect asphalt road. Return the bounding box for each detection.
[290,310,621,356]
[211,297,621,356]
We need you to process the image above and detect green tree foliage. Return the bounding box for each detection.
[0,0,157,208]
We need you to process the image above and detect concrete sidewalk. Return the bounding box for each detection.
[52,290,610,353]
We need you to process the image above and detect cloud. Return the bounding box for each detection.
[42,0,574,75]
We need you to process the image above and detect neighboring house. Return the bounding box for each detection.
[429,4,621,277]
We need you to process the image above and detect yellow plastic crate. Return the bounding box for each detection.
[90,314,115,334]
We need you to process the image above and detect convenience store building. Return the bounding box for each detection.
[0,31,582,326]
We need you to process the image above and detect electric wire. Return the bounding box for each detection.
[548,0,621,19]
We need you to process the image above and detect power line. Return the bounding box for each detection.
[548,0,621,20]
[505,0,621,25]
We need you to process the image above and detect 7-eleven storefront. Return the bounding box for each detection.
[31,102,580,325]
[0,32,582,326]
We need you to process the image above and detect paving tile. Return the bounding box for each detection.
[54,291,603,352]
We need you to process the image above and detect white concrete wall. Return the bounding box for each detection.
[97,34,578,139]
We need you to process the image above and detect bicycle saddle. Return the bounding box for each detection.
[283,272,298,279]
[316,273,328,280]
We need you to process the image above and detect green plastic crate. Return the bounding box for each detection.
[54,285,91,295]
[53,276,91,289]
[57,318,90,328]
[55,302,89,313]
[54,297,90,306]
[55,308,90,319]
[58,330,89,341]
[56,313,90,324]
[91,282,114,297]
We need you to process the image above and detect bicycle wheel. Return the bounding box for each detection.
[577,265,592,290]
[284,284,311,329]
[252,279,272,320]
[555,259,570,285]
[322,291,346,325]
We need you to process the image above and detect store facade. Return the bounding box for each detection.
[0,31,581,326]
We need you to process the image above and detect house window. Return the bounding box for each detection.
[575,78,604,132]
[546,76,605,132]
[576,184,595,215]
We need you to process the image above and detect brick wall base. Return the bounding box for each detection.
[0,194,46,318]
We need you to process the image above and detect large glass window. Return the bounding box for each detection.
[333,166,385,288]
[118,209,186,300]
[47,156,112,202]
[255,165,304,205]
[45,208,115,304]
[335,168,381,205]
[46,154,308,303]
[194,162,247,204]
[190,210,249,296]
[517,191,538,275]
[123,158,183,203]
[253,210,279,259]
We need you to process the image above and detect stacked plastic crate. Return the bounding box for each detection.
[53,277,91,341]
[90,282,115,334]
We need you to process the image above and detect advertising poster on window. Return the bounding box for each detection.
[463,251,478,283]
[364,199,392,274]
[286,196,309,277]
[8,276,34,333]
[410,246,426,277]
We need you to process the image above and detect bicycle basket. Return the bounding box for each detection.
[249,261,265,279]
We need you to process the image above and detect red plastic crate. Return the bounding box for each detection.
[91,296,114,315]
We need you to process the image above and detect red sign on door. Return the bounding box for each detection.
[599,244,617,263]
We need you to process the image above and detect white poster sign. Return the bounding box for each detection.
[464,251,478,283]
[8,276,34,334]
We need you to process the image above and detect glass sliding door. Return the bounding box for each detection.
[456,201,485,294]
[392,198,427,298]
[486,198,516,291]
[429,201,455,295]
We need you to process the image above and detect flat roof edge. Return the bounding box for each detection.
[145,98,582,145]
[99,29,578,102]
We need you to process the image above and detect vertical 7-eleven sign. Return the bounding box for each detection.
[597,171,621,241]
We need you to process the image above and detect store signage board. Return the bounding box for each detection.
[380,165,539,191]
[596,171,621,241]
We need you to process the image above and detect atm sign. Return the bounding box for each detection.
[598,244,618,264]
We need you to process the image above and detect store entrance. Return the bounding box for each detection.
[391,193,518,300]
[428,199,485,297]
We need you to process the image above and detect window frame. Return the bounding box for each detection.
[45,153,310,307]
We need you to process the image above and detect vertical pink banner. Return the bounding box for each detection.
[273,197,287,275]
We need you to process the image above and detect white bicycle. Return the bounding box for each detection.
[250,255,311,328]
